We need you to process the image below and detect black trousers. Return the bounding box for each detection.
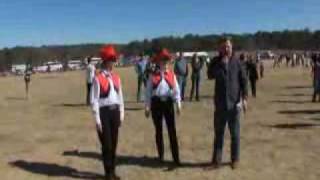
[190,74,200,101]
[98,106,120,177]
[249,78,257,97]
[86,83,92,105]
[213,108,240,163]
[151,97,180,163]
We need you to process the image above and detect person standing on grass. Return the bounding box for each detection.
[311,53,320,102]
[86,57,96,105]
[174,52,189,101]
[135,53,148,102]
[258,56,264,78]
[207,37,248,170]
[145,48,182,167]
[247,56,259,98]
[90,45,124,180]
[24,66,32,99]
[190,53,204,101]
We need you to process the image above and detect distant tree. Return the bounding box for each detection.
[3,48,13,71]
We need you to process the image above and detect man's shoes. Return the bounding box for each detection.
[231,161,239,170]
[112,173,121,180]
[205,162,221,170]
[105,174,112,180]
[158,156,164,163]
[174,160,181,167]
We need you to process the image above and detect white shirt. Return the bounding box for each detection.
[145,71,181,109]
[87,64,96,84]
[90,70,124,125]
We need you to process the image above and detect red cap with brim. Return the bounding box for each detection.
[100,45,118,62]
[152,48,172,63]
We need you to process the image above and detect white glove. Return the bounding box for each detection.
[120,111,124,123]
[176,102,181,116]
[145,106,150,118]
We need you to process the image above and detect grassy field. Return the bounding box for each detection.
[0,62,319,180]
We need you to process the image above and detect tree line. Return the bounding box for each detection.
[1,29,320,71]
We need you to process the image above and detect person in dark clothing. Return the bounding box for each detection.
[247,56,259,97]
[207,37,248,170]
[190,54,204,101]
[24,67,32,99]
[259,59,264,78]
[286,55,291,67]
[174,52,189,101]
[311,54,320,102]
[239,53,248,75]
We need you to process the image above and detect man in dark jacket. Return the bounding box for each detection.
[247,56,259,97]
[207,37,248,170]
[190,54,204,101]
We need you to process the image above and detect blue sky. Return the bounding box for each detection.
[0,0,319,48]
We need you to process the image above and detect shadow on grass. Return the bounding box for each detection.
[270,100,311,104]
[276,93,310,97]
[9,160,104,179]
[309,117,320,121]
[265,123,320,129]
[278,110,320,115]
[54,103,88,107]
[283,85,311,89]
[63,150,221,170]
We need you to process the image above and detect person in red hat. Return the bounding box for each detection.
[144,48,182,166]
[90,45,124,180]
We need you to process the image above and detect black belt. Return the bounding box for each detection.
[100,104,119,111]
[152,96,173,102]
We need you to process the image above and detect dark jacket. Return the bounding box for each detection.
[191,57,204,76]
[246,60,259,80]
[207,56,248,111]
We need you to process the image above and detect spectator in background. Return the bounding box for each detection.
[247,55,259,97]
[135,53,148,102]
[86,57,96,105]
[190,53,204,101]
[24,66,32,99]
[239,53,248,76]
[311,54,320,102]
[174,52,189,101]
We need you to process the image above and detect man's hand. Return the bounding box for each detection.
[120,112,124,126]
[145,107,150,118]
[242,99,248,113]
[96,123,102,133]
[176,103,181,116]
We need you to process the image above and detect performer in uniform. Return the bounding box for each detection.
[91,45,124,180]
[145,48,182,166]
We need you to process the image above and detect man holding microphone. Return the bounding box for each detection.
[207,37,248,170]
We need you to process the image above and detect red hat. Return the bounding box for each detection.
[100,45,118,61]
[153,48,172,62]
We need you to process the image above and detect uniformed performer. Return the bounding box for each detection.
[90,45,124,180]
[145,48,182,166]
